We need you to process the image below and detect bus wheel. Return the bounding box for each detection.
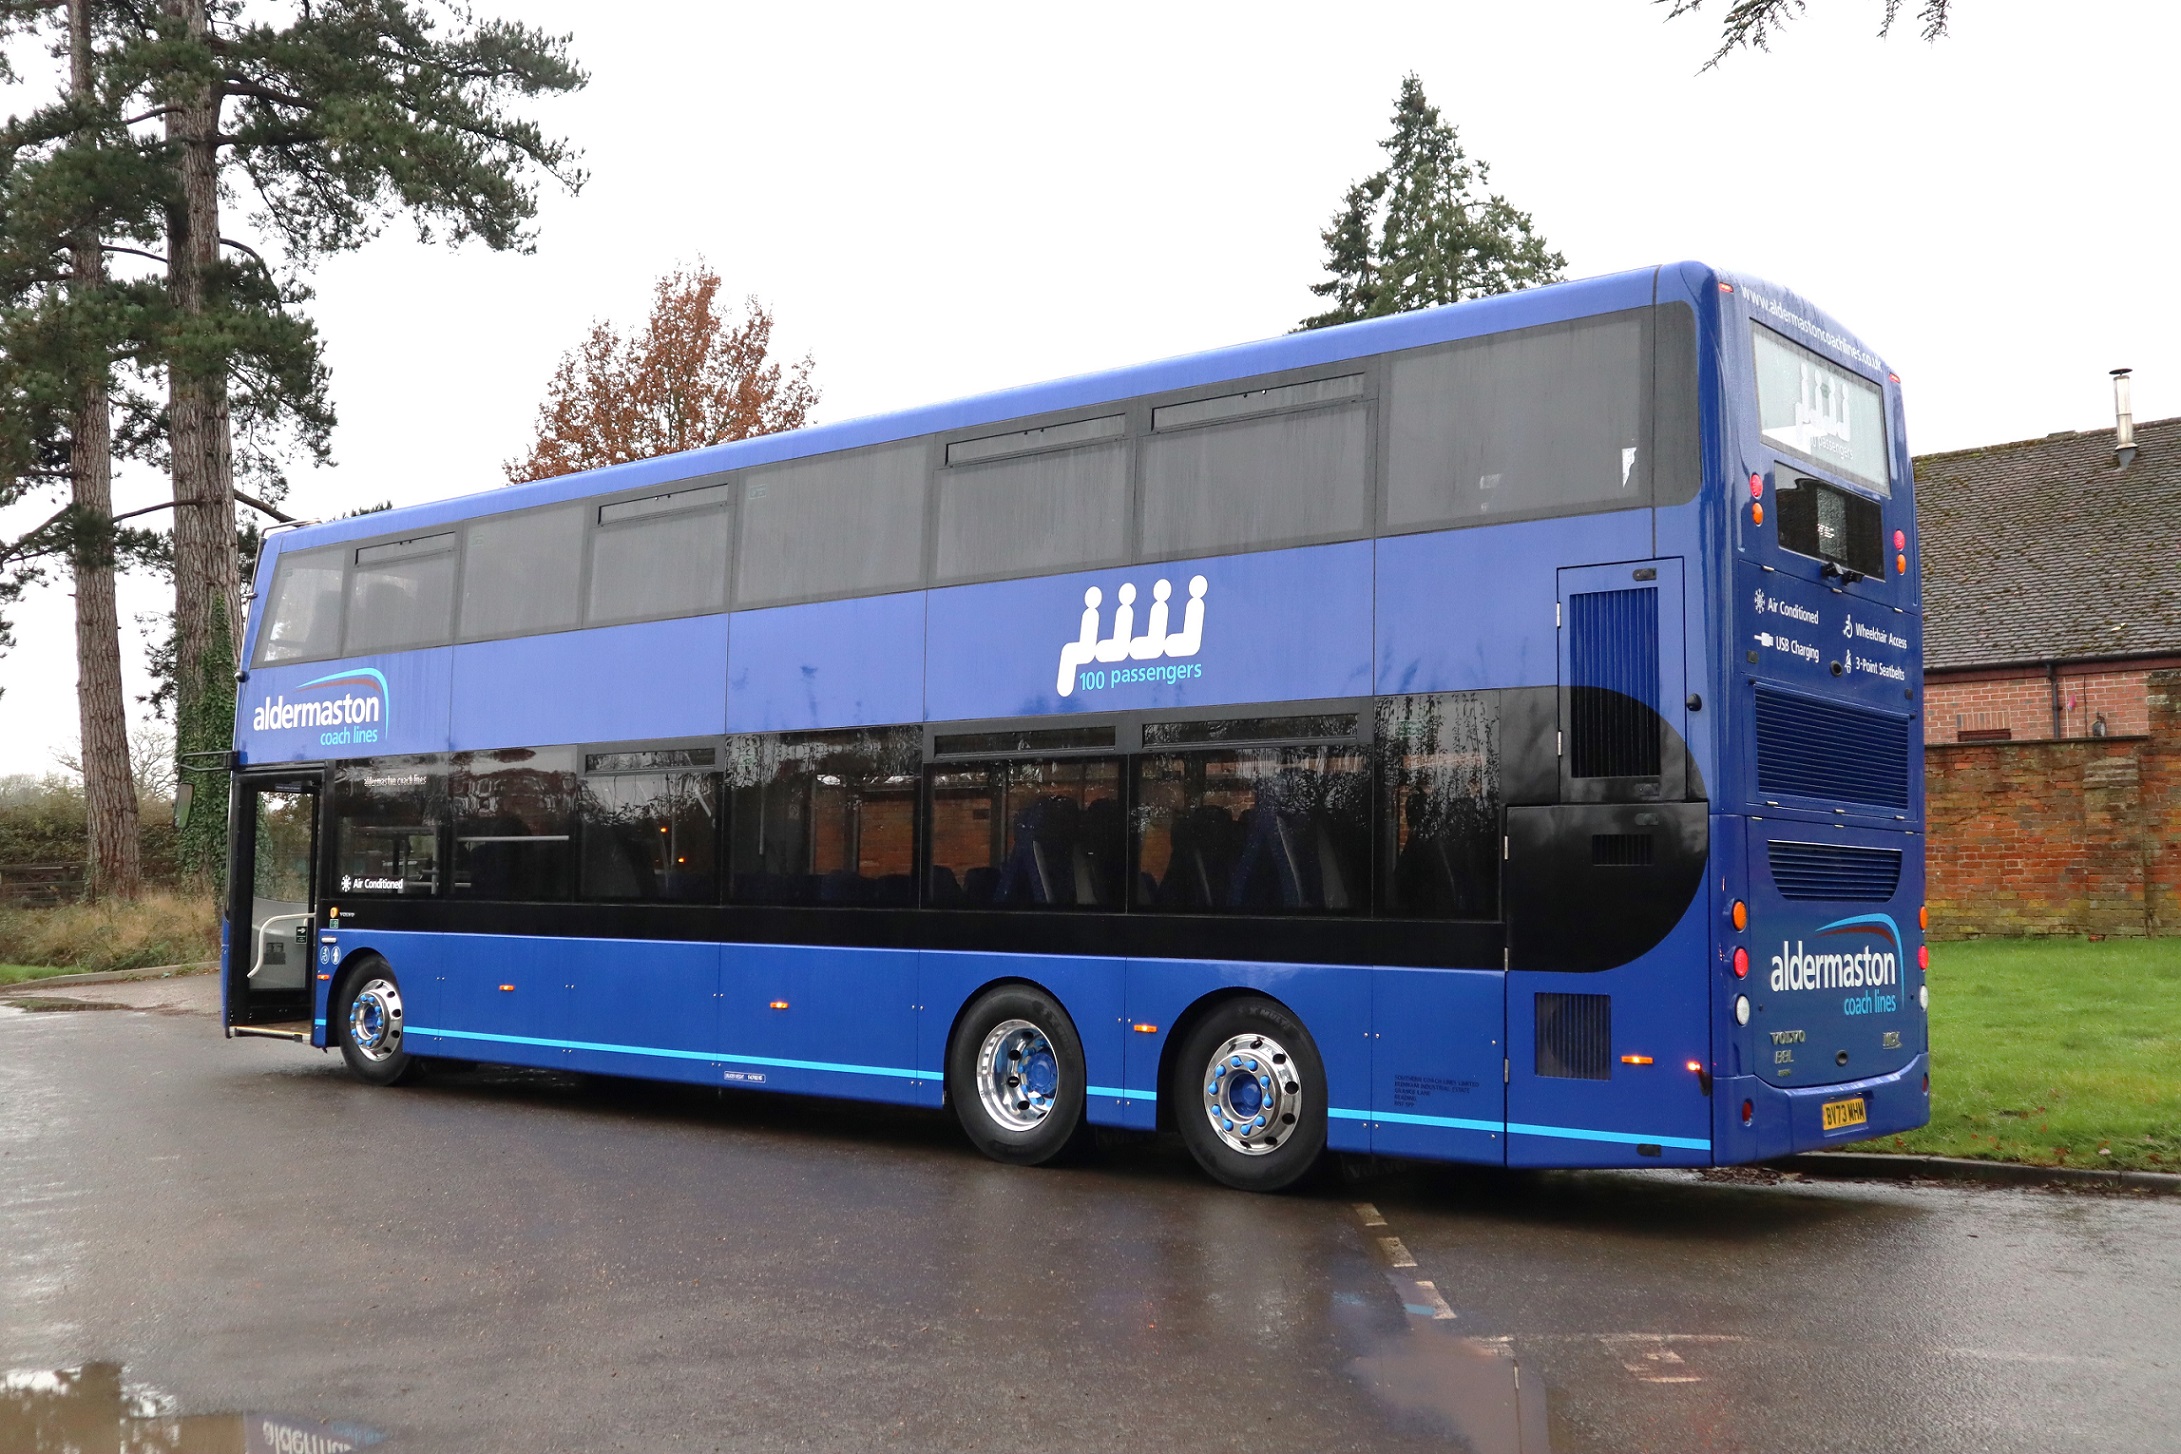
[947,985,1087,1167]
[336,957,416,1087]
[1173,997,1326,1192]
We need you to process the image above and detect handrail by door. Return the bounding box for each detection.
[248,912,312,980]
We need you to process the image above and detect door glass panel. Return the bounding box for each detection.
[250,790,316,991]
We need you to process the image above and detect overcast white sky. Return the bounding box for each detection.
[3,0,2177,776]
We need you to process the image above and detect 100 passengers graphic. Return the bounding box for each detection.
[1056,575,1209,697]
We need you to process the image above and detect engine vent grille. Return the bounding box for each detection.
[1754,687,1911,810]
[1592,832,1656,867]
[1568,587,1660,779]
[1767,841,1904,901]
[1535,992,1612,1080]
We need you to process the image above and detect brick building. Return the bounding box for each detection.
[1918,412,2181,744]
[1915,407,2181,936]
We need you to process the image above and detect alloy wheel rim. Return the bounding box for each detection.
[976,1018,1061,1133]
[348,977,404,1062]
[1201,1033,1302,1156]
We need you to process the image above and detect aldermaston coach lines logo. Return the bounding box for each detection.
[1769,913,1904,1016]
[1056,575,1209,697]
[249,668,389,749]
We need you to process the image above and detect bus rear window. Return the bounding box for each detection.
[1752,324,1889,493]
[1775,475,1884,578]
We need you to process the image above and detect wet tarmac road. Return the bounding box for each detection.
[3,982,2177,1453]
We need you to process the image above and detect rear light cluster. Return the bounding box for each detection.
[1749,473,1765,527]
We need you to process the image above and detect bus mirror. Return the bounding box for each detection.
[173,782,194,832]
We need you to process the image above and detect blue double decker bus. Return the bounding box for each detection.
[224,262,1930,1190]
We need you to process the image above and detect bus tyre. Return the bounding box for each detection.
[1173,997,1326,1192]
[948,985,1088,1167]
[336,957,416,1087]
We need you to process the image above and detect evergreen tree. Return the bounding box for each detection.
[0,0,177,896]
[1301,75,1565,331]
[127,0,587,879]
[1662,1,1954,67]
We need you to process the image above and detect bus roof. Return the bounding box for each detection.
[259,259,1887,561]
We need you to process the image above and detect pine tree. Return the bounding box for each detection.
[0,0,177,897]
[127,0,587,878]
[1301,75,1565,331]
[1661,1,1954,67]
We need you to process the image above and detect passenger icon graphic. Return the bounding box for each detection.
[1057,574,1208,696]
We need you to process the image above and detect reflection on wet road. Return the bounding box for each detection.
[2,986,2176,1452]
[1,1363,379,1453]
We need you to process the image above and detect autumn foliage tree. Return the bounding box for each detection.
[507,266,818,482]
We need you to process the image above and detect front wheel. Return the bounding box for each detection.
[336,956,417,1087]
[1172,996,1326,1192]
[947,984,1087,1166]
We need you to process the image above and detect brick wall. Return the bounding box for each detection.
[1924,665,2153,743]
[1924,669,2179,938]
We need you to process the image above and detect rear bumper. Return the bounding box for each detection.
[1711,1052,1930,1164]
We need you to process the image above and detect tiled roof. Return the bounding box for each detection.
[1916,415,2181,671]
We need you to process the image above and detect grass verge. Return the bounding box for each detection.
[0,891,219,978]
[1850,937,2181,1171]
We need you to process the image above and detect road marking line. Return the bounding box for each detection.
[1385,1273,1457,1320]
[1353,1202,1388,1227]
[1377,1235,1418,1268]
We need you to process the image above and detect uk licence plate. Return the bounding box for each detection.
[1821,1097,1868,1133]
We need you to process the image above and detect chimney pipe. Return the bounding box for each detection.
[2112,368,2136,468]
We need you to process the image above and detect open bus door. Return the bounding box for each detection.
[224,768,325,1041]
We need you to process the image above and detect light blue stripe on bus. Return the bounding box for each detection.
[1088,1085,1158,1101]
[1331,1106,1709,1150]
[405,1025,927,1081]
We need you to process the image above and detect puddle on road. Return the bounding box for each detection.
[1,1364,381,1453]
[2,997,129,1013]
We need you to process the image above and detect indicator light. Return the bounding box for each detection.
[1621,1054,1654,1066]
[1917,945,1930,971]
[1731,899,1748,931]
[1919,904,1929,930]
[1732,946,1750,978]
[498,983,515,992]
[1685,1060,1704,1074]
[1132,1023,1160,1034]
[316,973,331,982]
[1888,372,1901,384]
[769,1000,790,1010]
[1897,553,1908,574]
[1894,529,1906,550]
[1719,282,1735,293]
[1753,502,1765,526]
[1734,994,1751,1025]
[1749,473,1764,499]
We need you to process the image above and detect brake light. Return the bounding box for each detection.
[1749,473,1764,499]
[1732,946,1750,978]
[1894,529,1906,549]
[1917,945,1929,971]
[1741,1098,1755,1124]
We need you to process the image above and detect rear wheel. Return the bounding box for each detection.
[336,956,416,1087]
[1172,996,1326,1192]
[947,984,1087,1166]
